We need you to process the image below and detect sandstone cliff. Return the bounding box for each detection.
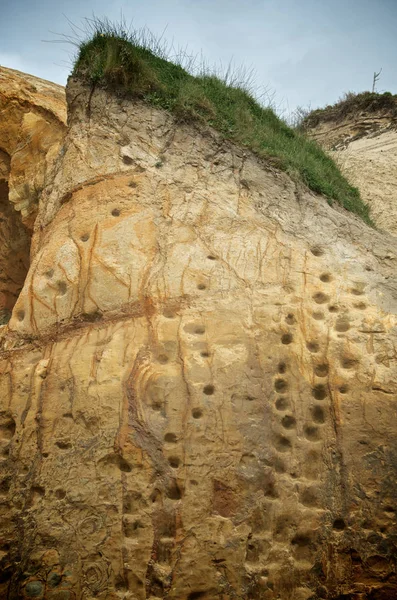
[306,100,397,237]
[0,66,66,325]
[0,68,397,600]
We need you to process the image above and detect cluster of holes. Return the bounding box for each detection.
[273,358,295,451]
[309,255,365,412]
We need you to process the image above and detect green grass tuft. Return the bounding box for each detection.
[72,19,373,226]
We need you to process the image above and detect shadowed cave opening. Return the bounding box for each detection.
[0,174,31,325]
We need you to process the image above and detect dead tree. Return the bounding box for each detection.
[372,69,382,93]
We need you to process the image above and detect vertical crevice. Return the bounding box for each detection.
[0,163,32,325]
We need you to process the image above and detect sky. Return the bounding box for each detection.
[1,0,396,118]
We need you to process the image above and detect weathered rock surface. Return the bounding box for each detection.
[307,109,397,237]
[0,67,66,324]
[0,66,66,228]
[0,73,397,599]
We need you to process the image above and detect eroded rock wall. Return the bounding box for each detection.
[0,77,397,600]
[307,110,397,237]
[0,66,66,229]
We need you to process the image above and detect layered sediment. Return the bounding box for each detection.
[306,104,397,237]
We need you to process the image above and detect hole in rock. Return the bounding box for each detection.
[80,233,89,242]
[304,425,321,441]
[281,415,296,429]
[207,255,217,260]
[192,408,203,419]
[312,405,325,423]
[311,246,324,257]
[320,273,332,282]
[312,385,327,400]
[197,283,207,290]
[285,313,295,325]
[307,341,319,353]
[194,326,205,335]
[166,480,182,500]
[111,208,120,217]
[292,533,312,546]
[275,397,290,411]
[354,302,367,310]
[0,415,16,439]
[0,173,32,325]
[281,333,293,345]
[312,311,324,320]
[314,364,329,377]
[274,435,292,452]
[341,357,358,369]
[339,385,349,394]
[203,384,215,395]
[0,477,11,494]
[333,518,346,531]
[313,292,329,304]
[57,281,67,296]
[351,286,365,296]
[274,378,288,393]
[168,456,181,469]
[278,361,287,374]
[55,440,72,450]
[335,318,350,332]
[164,433,177,443]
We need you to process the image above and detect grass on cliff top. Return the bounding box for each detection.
[300,90,397,130]
[72,20,373,226]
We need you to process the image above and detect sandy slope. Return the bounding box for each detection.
[332,128,397,236]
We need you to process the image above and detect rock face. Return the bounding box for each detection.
[307,108,397,237]
[0,66,66,228]
[0,67,66,323]
[1,72,397,600]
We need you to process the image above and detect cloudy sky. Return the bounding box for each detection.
[1,0,396,117]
